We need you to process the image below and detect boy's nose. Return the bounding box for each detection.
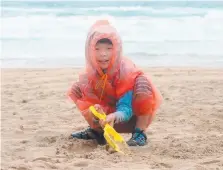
[100,51,107,56]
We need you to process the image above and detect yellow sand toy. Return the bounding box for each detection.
[89,106,129,154]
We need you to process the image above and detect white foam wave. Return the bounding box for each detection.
[2,6,211,16]
[1,9,223,65]
[1,10,223,41]
[85,6,208,14]
[204,10,223,19]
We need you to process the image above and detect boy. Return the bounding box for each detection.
[68,20,162,146]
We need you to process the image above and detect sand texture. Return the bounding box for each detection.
[1,68,223,170]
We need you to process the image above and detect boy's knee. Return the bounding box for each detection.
[133,96,154,116]
[133,75,155,116]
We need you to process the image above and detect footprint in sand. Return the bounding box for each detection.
[61,140,97,154]
[17,168,29,170]
[36,136,57,147]
[73,161,89,167]
[20,139,29,144]
[201,160,220,165]
[32,157,52,162]
[32,157,58,169]
[159,162,173,168]
[34,130,61,146]
[9,165,30,170]
[80,166,104,170]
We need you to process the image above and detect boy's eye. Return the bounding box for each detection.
[95,47,99,51]
[108,47,113,50]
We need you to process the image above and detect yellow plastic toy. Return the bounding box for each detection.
[89,106,129,154]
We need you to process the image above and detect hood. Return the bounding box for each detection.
[85,20,123,79]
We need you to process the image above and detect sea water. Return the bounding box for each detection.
[1,0,223,68]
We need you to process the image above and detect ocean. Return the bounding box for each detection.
[1,0,223,68]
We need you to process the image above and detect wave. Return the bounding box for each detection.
[1,1,223,67]
[2,0,223,9]
[1,10,223,41]
[3,5,222,18]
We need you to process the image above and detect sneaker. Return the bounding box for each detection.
[127,128,147,146]
[71,127,106,145]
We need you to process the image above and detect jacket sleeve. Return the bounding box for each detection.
[114,91,133,123]
[67,73,100,112]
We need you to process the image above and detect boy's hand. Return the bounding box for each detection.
[90,104,104,125]
[71,83,82,99]
[90,104,115,127]
[94,104,104,113]
[99,113,116,128]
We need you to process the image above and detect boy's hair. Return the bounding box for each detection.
[96,38,113,45]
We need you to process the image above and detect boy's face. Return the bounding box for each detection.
[95,42,113,70]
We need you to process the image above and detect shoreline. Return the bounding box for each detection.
[1,65,223,70]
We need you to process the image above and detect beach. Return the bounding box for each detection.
[1,1,223,169]
[1,67,223,170]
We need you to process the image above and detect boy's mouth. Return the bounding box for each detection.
[98,60,109,64]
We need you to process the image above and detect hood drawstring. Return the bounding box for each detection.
[95,73,108,101]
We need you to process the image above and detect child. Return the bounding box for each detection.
[68,20,162,146]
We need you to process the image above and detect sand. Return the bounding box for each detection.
[1,67,223,170]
